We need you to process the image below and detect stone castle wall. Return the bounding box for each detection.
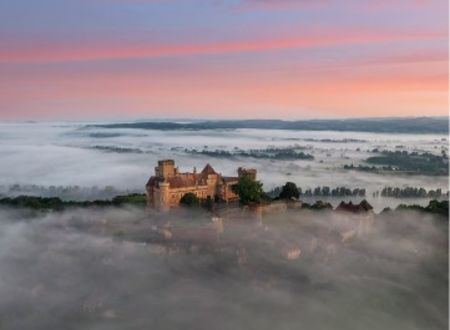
[146,160,253,210]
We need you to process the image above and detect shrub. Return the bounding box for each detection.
[180,192,200,207]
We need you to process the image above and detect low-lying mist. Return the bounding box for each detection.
[0,206,447,330]
[0,122,447,194]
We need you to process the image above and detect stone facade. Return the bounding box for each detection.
[146,160,256,210]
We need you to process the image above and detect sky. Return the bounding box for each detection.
[0,0,448,120]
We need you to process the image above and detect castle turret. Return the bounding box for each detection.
[238,167,257,180]
[157,181,171,211]
[156,159,175,179]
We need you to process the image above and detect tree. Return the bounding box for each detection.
[233,175,264,205]
[313,187,321,196]
[204,195,214,211]
[179,192,200,207]
[279,182,300,200]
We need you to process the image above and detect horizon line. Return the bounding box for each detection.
[0,115,448,124]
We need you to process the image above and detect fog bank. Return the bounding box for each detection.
[0,206,447,330]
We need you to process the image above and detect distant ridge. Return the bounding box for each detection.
[92,117,449,134]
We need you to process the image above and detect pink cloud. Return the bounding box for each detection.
[0,28,444,63]
[1,45,447,120]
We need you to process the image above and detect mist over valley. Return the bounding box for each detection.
[0,120,448,330]
[0,121,447,211]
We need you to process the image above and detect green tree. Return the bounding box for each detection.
[279,182,300,200]
[233,175,264,205]
[179,192,200,207]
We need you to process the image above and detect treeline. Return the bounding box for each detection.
[0,193,448,218]
[92,117,449,134]
[89,145,143,154]
[384,200,449,217]
[302,138,366,143]
[269,186,366,198]
[343,164,393,172]
[0,193,147,211]
[183,147,314,161]
[0,184,139,201]
[344,150,449,176]
[373,187,449,198]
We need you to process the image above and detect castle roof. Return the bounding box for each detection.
[359,199,373,211]
[222,176,239,183]
[166,174,203,188]
[336,200,373,213]
[146,176,163,187]
[146,161,249,191]
[146,173,208,189]
[201,164,217,175]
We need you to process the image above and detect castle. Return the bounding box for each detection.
[146,160,256,210]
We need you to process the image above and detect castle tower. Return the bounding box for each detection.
[158,181,171,211]
[238,167,257,180]
[202,164,219,198]
[155,159,176,179]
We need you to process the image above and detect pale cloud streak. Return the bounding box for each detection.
[0,29,444,63]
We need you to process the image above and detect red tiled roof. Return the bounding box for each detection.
[359,199,373,211]
[167,174,203,188]
[146,173,208,189]
[222,176,239,183]
[146,176,163,187]
[147,163,237,189]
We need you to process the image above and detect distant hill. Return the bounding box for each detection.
[91,117,448,134]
